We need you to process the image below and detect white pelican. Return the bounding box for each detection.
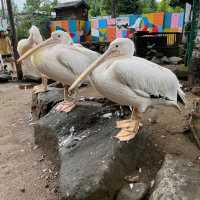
[18,30,100,112]
[17,25,43,55]
[17,26,44,84]
[68,38,185,141]
[17,25,43,84]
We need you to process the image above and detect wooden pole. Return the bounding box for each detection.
[6,0,23,80]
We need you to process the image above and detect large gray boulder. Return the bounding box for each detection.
[34,102,160,200]
[150,154,200,200]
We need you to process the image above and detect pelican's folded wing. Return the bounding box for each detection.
[113,57,180,102]
[69,45,100,62]
[57,52,76,76]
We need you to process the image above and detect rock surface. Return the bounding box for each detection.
[23,75,41,83]
[151,56,161,64]
[116,183,148,200]
[168,56,183,64]
[34,102,161,200]
[150,154,200,200]
[31,87,64,120]
[160,56,170,64]
[0,73,12,83]
[192,86,200,96]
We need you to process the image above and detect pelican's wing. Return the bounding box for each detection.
[55,46,98,76]
[17,39,32,55]
[69,45,100,62]
[56,51,76,76]
[113,57,180,102]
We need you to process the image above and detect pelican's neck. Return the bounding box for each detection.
[28,32,35,45]
[30,43,60,66]
[92,55,131,75]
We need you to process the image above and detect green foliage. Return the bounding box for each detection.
[157,0,183,12]
[117,0,143,14]
[87,0,183,17]
[141,0,158,13]
[88,0,101,16]
[16,0,57,40]
[89,0,144,16]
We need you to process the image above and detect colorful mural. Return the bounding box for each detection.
[50,19,91,43]
[163,12,184,32]
[50,12,184,43]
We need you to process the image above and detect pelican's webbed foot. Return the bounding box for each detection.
[55,101,76,113]
[115,119,140,141]
[33,75,48,94]
[33,84,48,94]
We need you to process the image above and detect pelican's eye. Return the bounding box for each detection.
[58,34,61,38]
[115,45,119,48]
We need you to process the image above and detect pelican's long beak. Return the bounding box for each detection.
[17,38,56,63]
[68,48,114,94]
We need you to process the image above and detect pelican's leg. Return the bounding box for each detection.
[115,107,142,142]
[55,85,76,113]
[33,74,48,94]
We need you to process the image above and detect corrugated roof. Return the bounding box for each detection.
[55,0,89,9]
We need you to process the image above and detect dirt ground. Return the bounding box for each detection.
[0,83,59,200]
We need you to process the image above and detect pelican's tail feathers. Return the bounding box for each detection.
[177,88,186,106]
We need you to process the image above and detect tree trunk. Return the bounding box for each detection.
[189,1,200,85]
[111,0,117,18]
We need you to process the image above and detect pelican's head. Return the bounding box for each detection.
[18,30,74,62]
[68,38,135,94]
[107,38,135,57]
[29,25,43,45]
[51,30,74,45]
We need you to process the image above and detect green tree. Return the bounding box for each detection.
[16,0,57,40]
[141,0,158,13]
[117,0,143,14]
[88,0,101,16]
[99,0,143,16]
[157,0,183,12]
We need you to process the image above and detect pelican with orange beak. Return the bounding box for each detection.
[18,30,100,112]
[68,38,185,141]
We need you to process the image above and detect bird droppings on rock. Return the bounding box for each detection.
[116,183,148,200]
[42,168,48,173]
[33,145,39,150]
[150,180,155,188]
[102,113,112,119]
